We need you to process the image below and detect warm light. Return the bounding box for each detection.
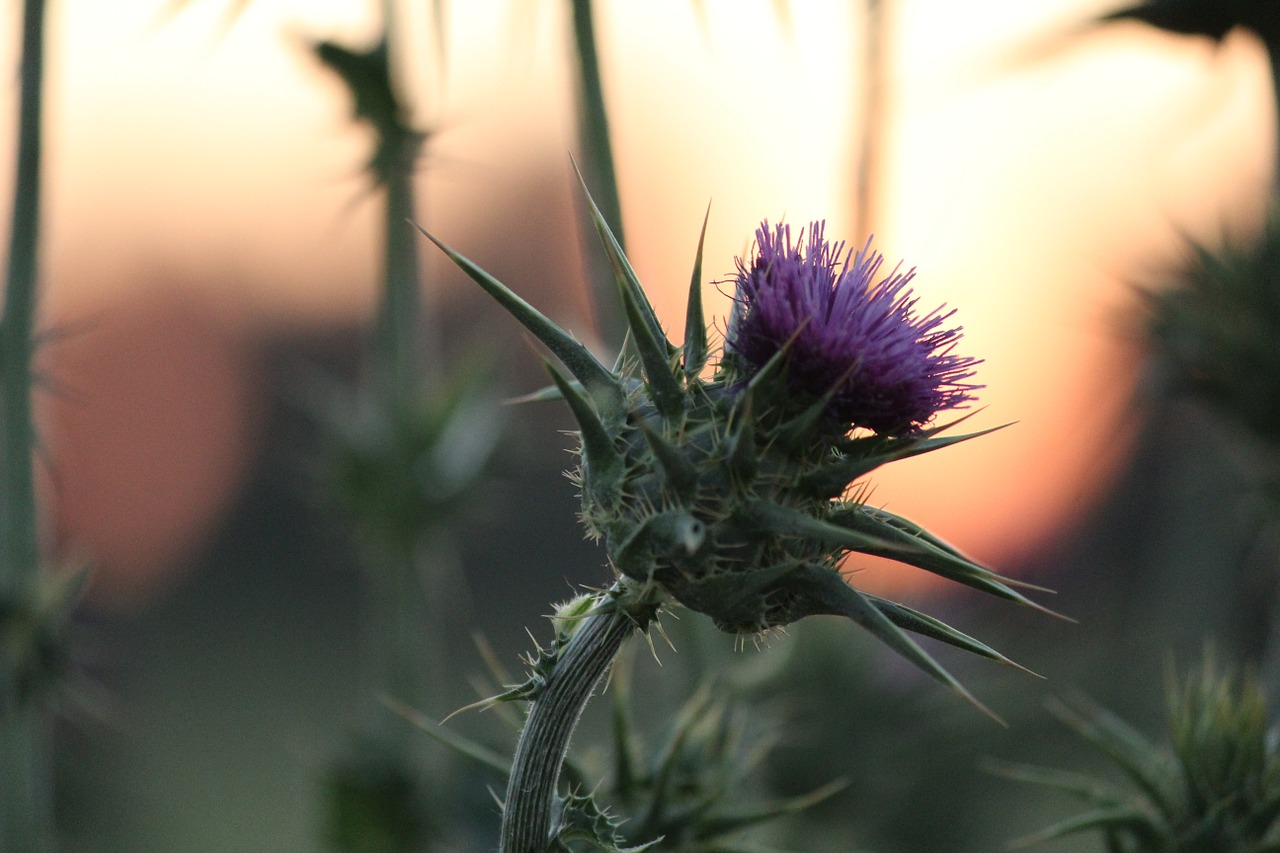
[5,0,1274,601]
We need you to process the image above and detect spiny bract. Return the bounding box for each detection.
[418,180,1049,707]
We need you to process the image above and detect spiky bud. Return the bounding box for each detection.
[420,180,1055,852]
[420,186,1045,704]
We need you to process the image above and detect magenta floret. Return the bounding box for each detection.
[726,221,980,436]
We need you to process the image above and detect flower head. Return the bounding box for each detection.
[421,187,1043,718]
[726,222,980,436]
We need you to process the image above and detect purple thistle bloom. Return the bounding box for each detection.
[725,221,980,436]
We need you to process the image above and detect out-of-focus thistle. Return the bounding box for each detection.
[1140,204,1280,732]
[995,653,1280,851]
[1143,206,1280,451]
[418,178,1051,852]
[310,30,503,853]
[591,652,847,852]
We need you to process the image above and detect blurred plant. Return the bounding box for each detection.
[307,19,503,853]
[1139,205,1280,699]
[418,182,1047,851]
[995,652,1280,851]
[401,618,847,853]
[567,0,627,346]
[589,652,848,852]
[1143,205,1280,452]
[0,0,73,850]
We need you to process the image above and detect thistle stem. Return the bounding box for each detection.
[1,0,55,850]
[500,584,658,853]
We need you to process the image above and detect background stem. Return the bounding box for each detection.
[374,124,429,396]
[1,0,56,850]
[569,0,626,348]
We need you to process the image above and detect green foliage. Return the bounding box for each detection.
[417,624,842,853]
[0,566,86,715]
[1144,205,1280,448]
[996,654,1280,851]
[554,789,661,853]
[321,741,430,853]
[319,367,503,555]
[592,668,845,853]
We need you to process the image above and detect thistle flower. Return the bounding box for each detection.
[418,178,1047,852]
[724,222,980,436]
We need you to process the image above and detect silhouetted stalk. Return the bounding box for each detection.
[569,0,626,347]
[375,142,428,395]
[1259,42,1280,706]
[1269,39,1280,196]
[0,0,55,850]
[365,2,441,726]
[853,0,885,238]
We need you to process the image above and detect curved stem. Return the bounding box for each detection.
[500,586,658,853]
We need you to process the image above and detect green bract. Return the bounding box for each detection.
[417,176,1048,711]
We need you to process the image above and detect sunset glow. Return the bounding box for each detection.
[7,0,1274,601]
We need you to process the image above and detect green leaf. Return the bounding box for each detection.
[608,651,642,801]
[724,395,758,483]
[773,389,838,451]
[634,418,698,499]
[784,563,1001,722]
[414,224,626,425]
[863,593,1038,675]
[693,779,848,840]
[831,507,1062,614]
[1007,806,1165,849]
[1046,695,1180,823]
[803,419,1008,497]
[572,159,673,355]
[983,758,1132,805]
[380,696,511,777]
[746,501,904,558]
[644,683,720,830]
[546,361,624,498]
[1244,788,1280,838]
[616,269,685,422]
[684,203,711,380]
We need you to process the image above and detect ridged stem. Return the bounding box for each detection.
[500,585,658,853]
[1,0,55,850]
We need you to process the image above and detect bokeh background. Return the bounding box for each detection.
[5,0,1278,849]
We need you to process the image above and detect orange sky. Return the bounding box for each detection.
[1,0,1274,603]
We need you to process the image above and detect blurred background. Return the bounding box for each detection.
[5,0,1279,849]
